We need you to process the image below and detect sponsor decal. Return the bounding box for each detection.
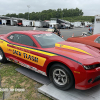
[13,49,21,56]
[7,48,46,66]
[23,53,38,62]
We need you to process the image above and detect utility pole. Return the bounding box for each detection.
[27,5,30,20]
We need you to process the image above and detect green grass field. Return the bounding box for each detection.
[0,62,52,100]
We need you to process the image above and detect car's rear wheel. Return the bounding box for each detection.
[49,63,74,90]
[0,48,7,63]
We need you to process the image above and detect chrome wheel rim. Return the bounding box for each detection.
[0,50,3,60]
[53,69,68,85]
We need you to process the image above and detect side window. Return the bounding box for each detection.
[95,37,100,43]
[7,34,37,47]
[19,34,36,46]
[7,35,14,41]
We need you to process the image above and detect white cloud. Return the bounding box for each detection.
[0,0,100,16]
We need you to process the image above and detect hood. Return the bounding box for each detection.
[45,41,100,64]
[54,41,100,58]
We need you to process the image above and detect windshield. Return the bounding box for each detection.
[33,33,65,48]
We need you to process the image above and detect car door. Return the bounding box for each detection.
[6,33,47,75]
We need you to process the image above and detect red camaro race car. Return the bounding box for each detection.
[67,33,100,50]
[0,30,100,90]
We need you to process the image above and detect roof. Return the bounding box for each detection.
[10,30,51,35]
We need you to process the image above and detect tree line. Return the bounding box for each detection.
[63,16,94,22]
[5,8,84,20]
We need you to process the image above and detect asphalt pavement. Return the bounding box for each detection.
[0,25,89,40]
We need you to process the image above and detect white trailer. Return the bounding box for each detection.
[74,22,82,27]
[22,20,31,26]
[30,21,35,27]
[84,21,92,27]
[35,21,42,28]
[49,23,59,28]
[94,15,100,35]
[84,21,88,27]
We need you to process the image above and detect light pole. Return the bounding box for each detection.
[27,5,30,20]
[62,12,64,20]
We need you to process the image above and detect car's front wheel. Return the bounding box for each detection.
[0,48,7,63]
[49,63,74,90]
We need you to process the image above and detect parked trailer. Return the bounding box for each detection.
[22,20,31,26]
[30,21,35,27]
[49,23,59,28]
[84,21,92,27]
[41,21,49,28]
[17,20,31,26]
[74,22,84,28]
[57,19,73,29]
[60,23,70,29]
[94,15,100,35]
[35,21,42,28]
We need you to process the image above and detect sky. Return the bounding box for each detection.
[0,0,100,16]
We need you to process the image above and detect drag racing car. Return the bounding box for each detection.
[1,30,100,90]
[67,33,100,50]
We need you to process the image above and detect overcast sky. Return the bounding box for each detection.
[0,0,100,16]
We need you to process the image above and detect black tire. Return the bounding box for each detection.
[0,48,7,63]
[49,63,74,90]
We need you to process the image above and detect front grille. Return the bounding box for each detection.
[92,76,100,83]
[96,64,100,68]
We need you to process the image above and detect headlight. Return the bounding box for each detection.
[83,64,100,70]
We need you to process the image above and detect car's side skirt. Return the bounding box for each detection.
[6,57,47,76]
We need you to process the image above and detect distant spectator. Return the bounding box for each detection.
[53,25,60,36]
[53,25,58,32]
[49,25,53,29]
[89,26,93,34]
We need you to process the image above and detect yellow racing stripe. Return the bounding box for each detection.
[13,44,57,56]
[55,43,92,56]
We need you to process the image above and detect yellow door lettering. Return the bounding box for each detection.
[13,49,21,56]
[23,53,38,62]
[7,47,46,66]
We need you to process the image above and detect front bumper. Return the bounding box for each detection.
[75,67,100,90]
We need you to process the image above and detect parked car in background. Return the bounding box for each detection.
[67,33,100,50]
